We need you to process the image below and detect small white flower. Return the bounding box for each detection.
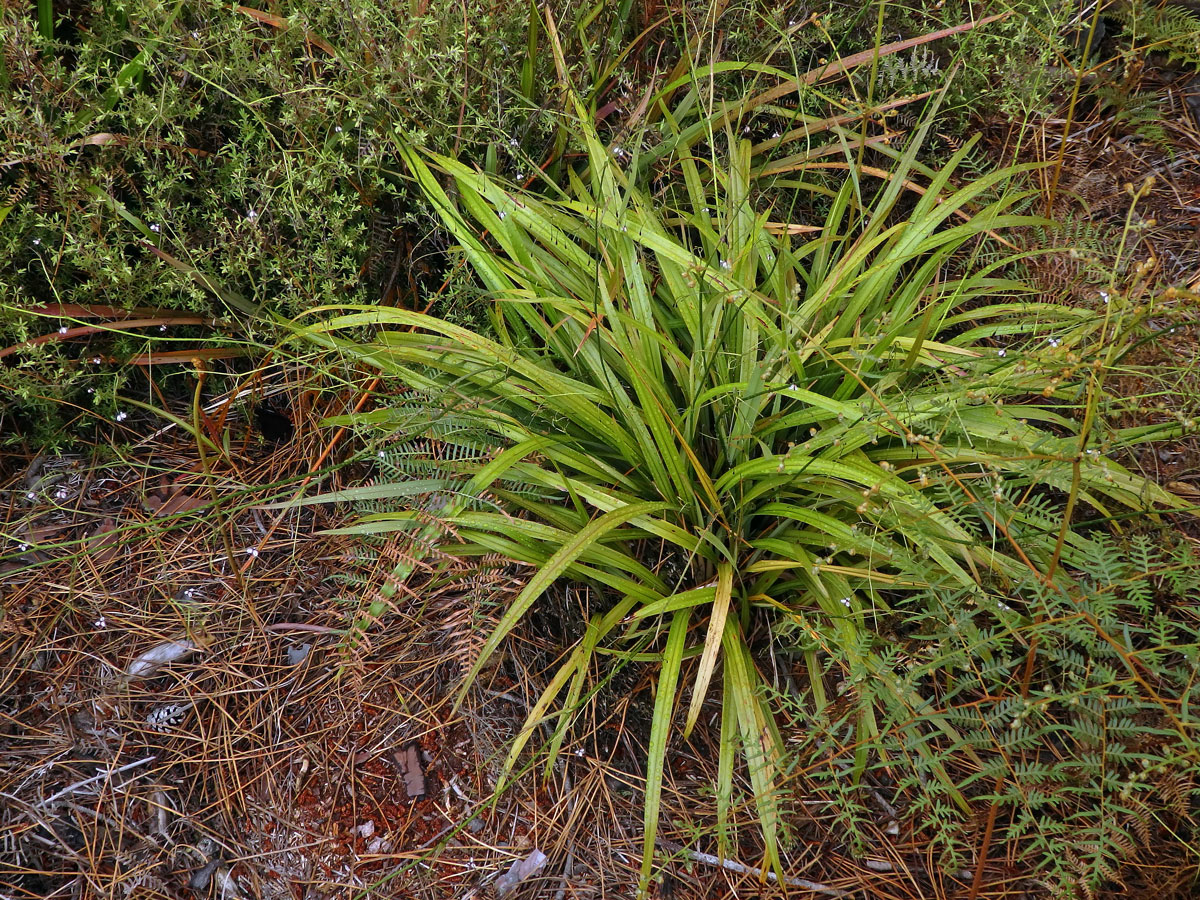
[32,238,40,245]
[191,30,200,38]
[335,125,343,132]
[94,616,107,629]
[150,223,161,233]
[245,546,259,558]
[246,208,258,221]
[574,747,586,757]
[25,492,36,502]
[1099,290,1110,303]
[92,357,102,364]
[840,597,852,608]
[1047,338,1060,348]
[772,130,781,139]
[997,348,1006,357]
[743,125,751,135]
[509,137,519,148]
[377,450,386,459]
[19,542,29,551]
[720,259,731,270]
[498,211,506,220]
[159,324,167,332]
[87,388,94,394]
[54,488,68,500]
[115,411,128,422]
[59,326,69,335]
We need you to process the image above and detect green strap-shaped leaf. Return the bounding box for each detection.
[458,500,668,693]
[640,608,690,896]
[684,561,733,738]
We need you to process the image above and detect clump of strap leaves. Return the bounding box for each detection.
[293,78,1192,897]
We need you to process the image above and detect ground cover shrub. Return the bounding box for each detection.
[0,0,663,445]
[288,47,1195,889]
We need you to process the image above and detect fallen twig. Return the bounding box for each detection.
[656,841,853,897]
[38,756,159,808]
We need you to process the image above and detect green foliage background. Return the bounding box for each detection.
[1,0,1137,445]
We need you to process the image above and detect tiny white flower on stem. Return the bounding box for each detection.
[59,326,69,335]
[115,411,128,422]
[246,208,258,222]
[245,546,259,558]
[150,223,161,233]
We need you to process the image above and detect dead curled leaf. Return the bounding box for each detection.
[125,639,199,680]
[84,518,122,564]
[494,849,548,896]
[144,489,208,516]
[392,743,426,799]
[143,475,210,517]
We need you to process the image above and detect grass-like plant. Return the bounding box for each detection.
[293,90,1185,890]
